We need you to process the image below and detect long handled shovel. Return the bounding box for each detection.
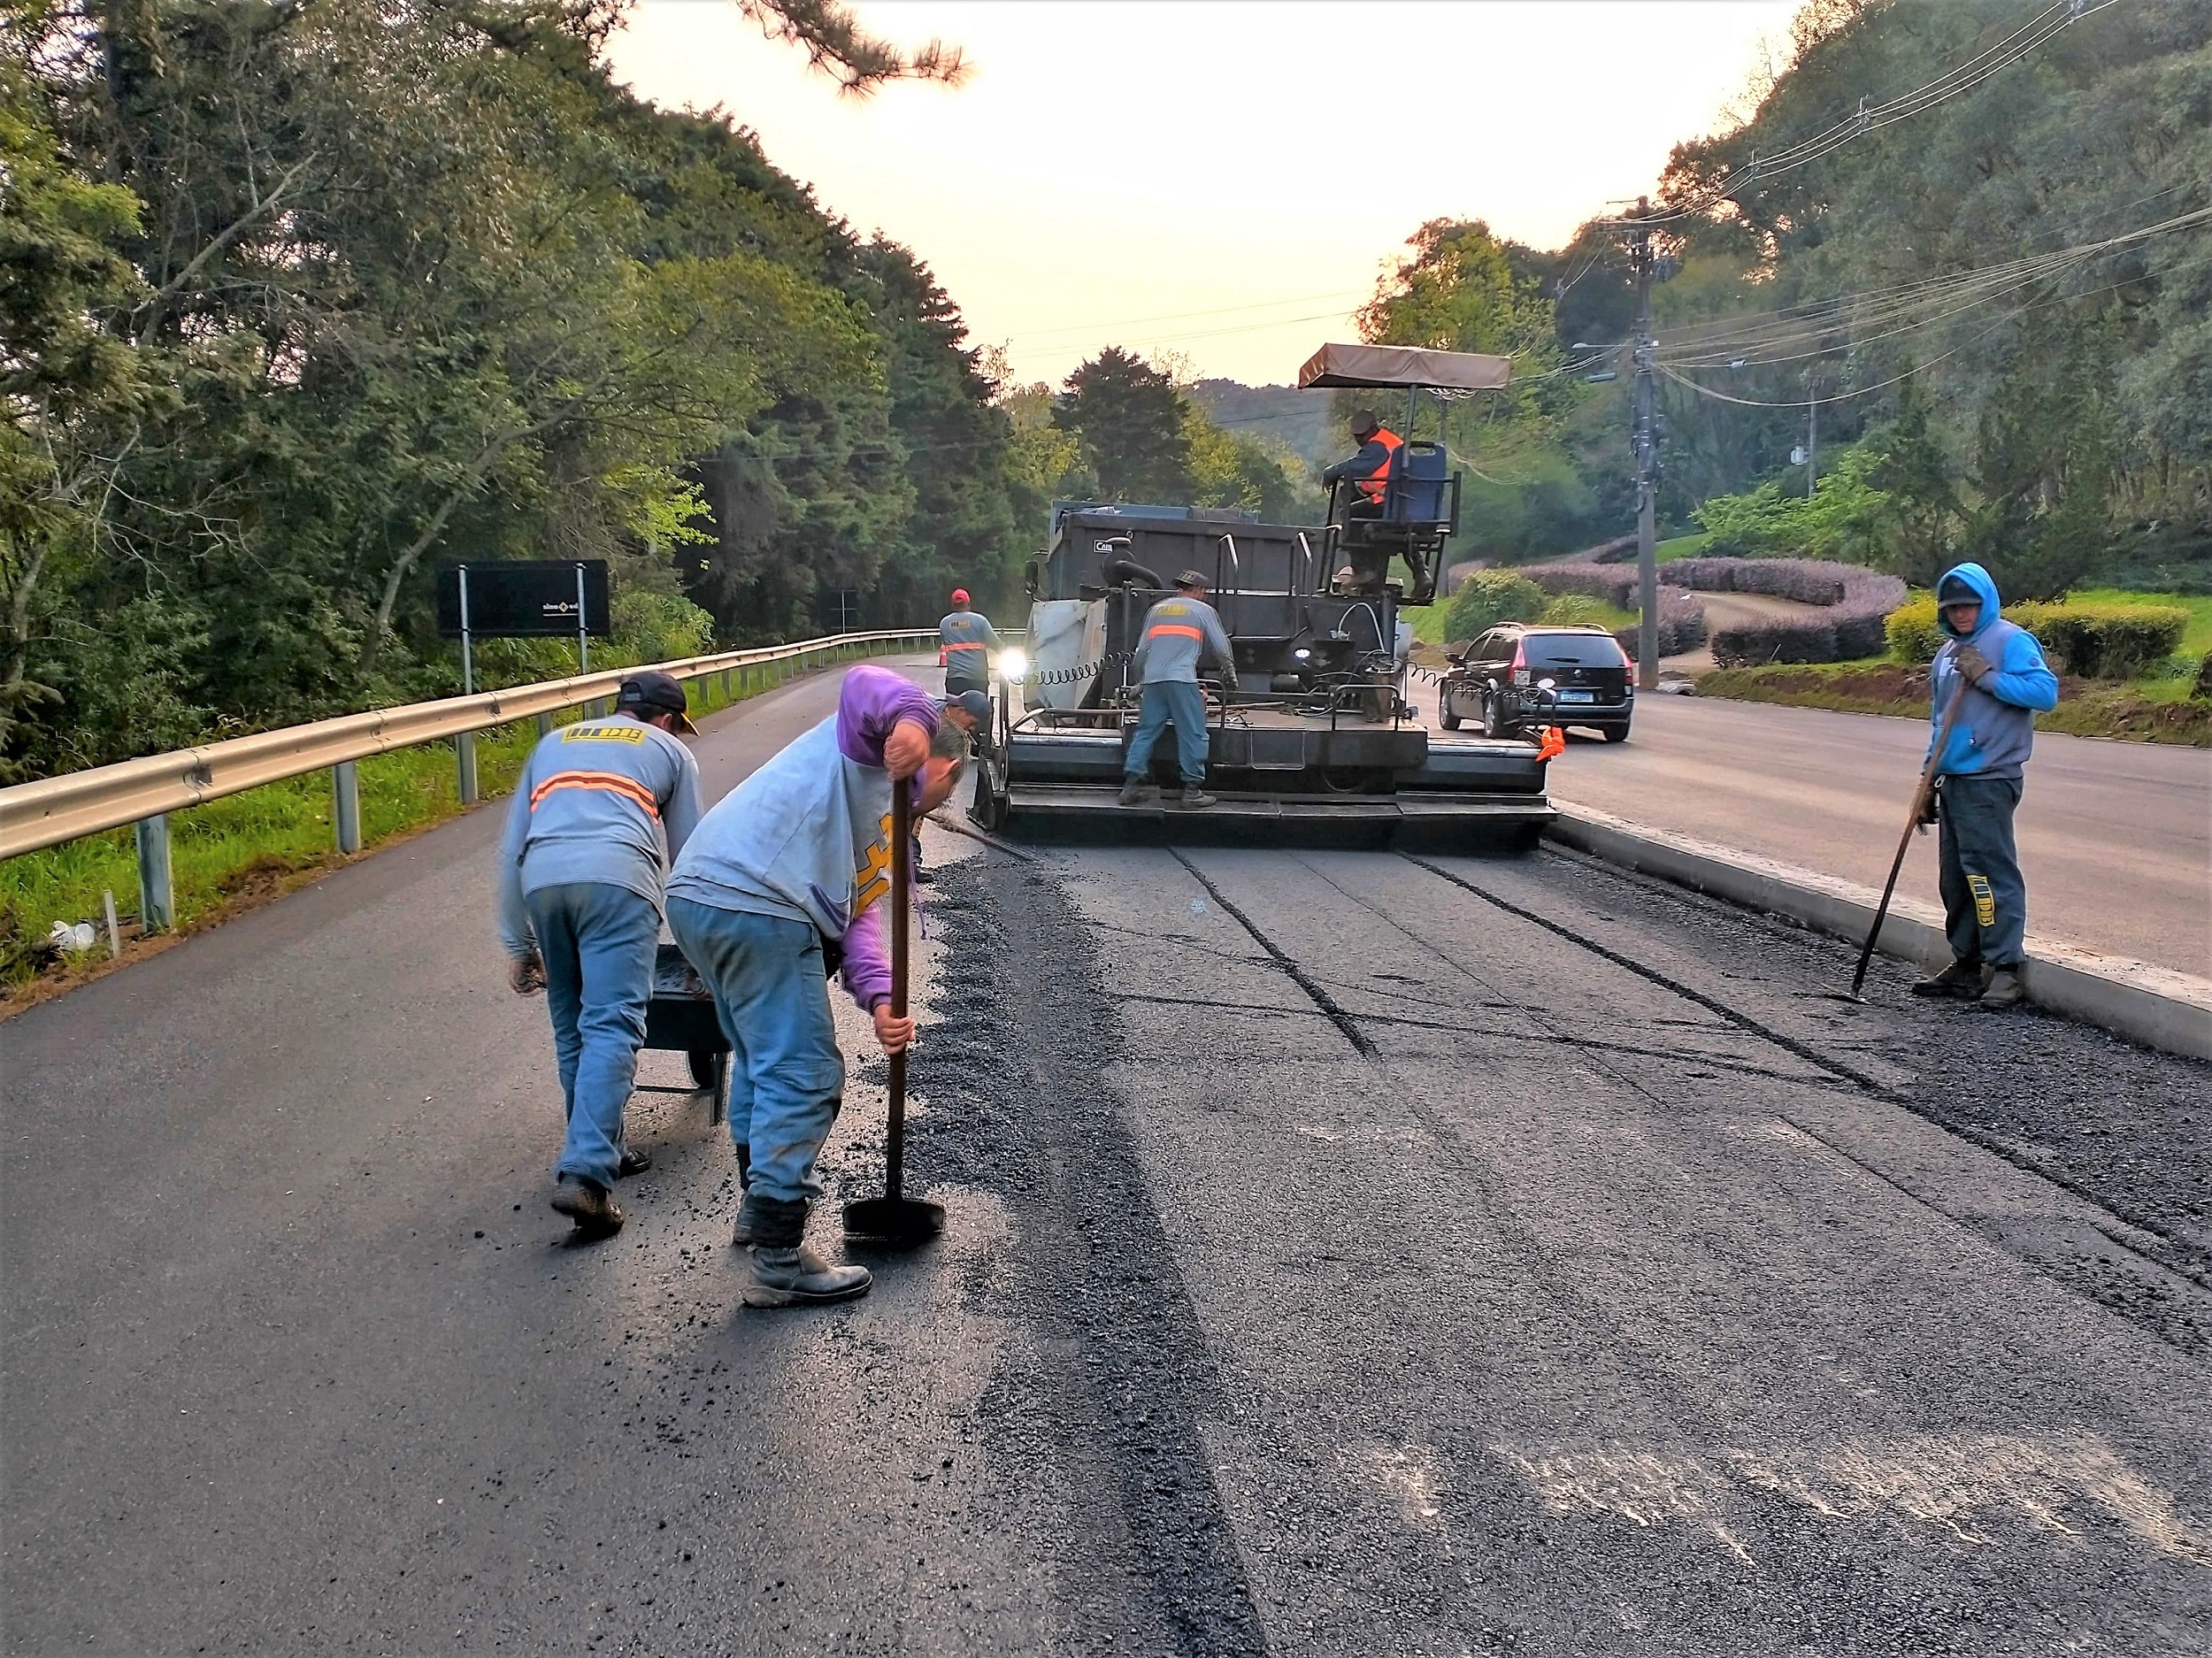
[1847,673,1968,1000]
[842,777,945,1243]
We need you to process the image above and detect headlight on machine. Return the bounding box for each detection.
[995,649,1028,683]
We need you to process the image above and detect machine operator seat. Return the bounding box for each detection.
[1328,441,1457,602]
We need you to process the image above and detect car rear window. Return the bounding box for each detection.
[1523,632,1628,667]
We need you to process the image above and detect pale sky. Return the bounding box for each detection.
[605,1,1801,387]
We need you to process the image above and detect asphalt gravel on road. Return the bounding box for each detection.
[4,664,2208,1654]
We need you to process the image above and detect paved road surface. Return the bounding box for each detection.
[1543,692,2212,978]
[5,661,2208,1654]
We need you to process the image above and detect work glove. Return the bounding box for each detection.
[509,949,546,995]
[1953,643,1993,685]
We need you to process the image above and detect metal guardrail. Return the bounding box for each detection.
[0,630,936,925]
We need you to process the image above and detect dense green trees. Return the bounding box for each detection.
[0,0,1024,779]
[1017,345,1316,522]
[1353,0,2210,589]
[1647,0,2209,591]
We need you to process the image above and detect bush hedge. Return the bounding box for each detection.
[1886,596,2189,678]
[1445,571,1550,641]
[1525,552,1901,665]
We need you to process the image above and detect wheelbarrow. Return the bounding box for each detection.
[639,941,730,1125]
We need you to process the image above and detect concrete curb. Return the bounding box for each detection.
[1545,804,2212,1063]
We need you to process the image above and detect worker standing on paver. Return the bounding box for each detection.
[1911,562,2059,1010]
[1118,570,1234,810]
[939,588,1000,699]
[497,671,704,1240]
[665,665,972,1309]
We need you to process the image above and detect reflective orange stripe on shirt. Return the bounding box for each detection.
[1148,624,1205,641]
[529,770,662,817]
[945,642,987,654]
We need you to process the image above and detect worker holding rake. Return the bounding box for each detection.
[1909,563,2059,1010]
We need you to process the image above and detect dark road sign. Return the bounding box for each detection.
[435,561,611,639]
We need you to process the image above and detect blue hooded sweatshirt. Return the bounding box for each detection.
[1928,561,2059,779]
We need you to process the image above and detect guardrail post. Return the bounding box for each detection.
[456,732,479,805]
[537,712,554,738]
[135,814,174,934]
[332,761,361,855]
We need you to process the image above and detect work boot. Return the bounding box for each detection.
[745,1243,873,1309]
[1910,960,1985,1000]
[617,1144,653,1178]
[1118,777,1157,807]
[731,1190,764,1247]
[730,1145,757,1244]
[741,1196,871,1309]
[1179,786,1217,809]
[1978,967,2027,1009]
[550,1175,624,1240]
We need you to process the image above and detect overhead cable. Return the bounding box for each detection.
[1616,0,2124,228]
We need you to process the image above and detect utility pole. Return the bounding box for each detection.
[1806,371,1820,498]
[1629,198,1661,689]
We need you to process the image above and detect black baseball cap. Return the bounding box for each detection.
[616,670,697,734]
[1937,573,1978,603]
[1174,569,1210,591]
[942,688,990,725]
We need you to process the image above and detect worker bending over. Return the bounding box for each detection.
[1118,570,1234,810]
[497,672,703,1240]
[1910,562,2058,1010]
[665,666,975,1309]
[939,587,1000,699]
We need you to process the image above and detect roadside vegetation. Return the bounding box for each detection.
[1342,2,2209,737]
[0,653,810,1003]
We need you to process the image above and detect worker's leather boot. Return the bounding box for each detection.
[617,1145,653,1178]
[550,1175,624,1240]
[1118,777,1157,806]
[742,1196,872,1308]
[729,1144,757,1244]
[1978,967,2026,1009]
[1910,960,1985,1000]
[1179,786,1217,809]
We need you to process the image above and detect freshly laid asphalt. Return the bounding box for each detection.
[1539,691,2212,978]
[4,663,2208,1654]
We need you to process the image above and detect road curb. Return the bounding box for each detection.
[1544,804,2212,1063]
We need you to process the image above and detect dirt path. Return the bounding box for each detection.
[1663,590,1832,674]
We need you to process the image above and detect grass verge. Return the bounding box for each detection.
[0,659,811,1014]
[1694,658,2212,745]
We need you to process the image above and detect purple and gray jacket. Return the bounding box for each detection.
[668,664,939,1011]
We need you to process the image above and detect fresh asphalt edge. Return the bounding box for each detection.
[1403,847,2210,1299]
[1544,804,2212,1063]
[902,855,1272,1657]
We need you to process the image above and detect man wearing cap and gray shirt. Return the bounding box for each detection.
[1119,570,1235,810]
[497,670,704,1238]
[939,588,999,699]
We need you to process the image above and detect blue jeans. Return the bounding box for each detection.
[526,882,660,1190]
[1125,680,1210,785]
[1937,773,2028,968]
[665,899,844,1205]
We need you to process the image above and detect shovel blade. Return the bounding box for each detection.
[841,1195,945,1244]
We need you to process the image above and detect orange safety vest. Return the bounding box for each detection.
[1357,428,1403,505]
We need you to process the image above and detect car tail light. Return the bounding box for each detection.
[1510,642,1530,687]
[1625,659,1638,688]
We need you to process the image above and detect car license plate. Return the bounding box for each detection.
[1557,689,1595,703]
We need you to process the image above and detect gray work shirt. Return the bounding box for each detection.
[1131,595,1233,684]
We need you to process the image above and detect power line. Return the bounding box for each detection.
[1617,0,2123,228]
[1651,246,2212,411]
[1000,286,1370,344]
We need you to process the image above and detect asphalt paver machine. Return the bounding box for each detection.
[968,344,1559,842]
